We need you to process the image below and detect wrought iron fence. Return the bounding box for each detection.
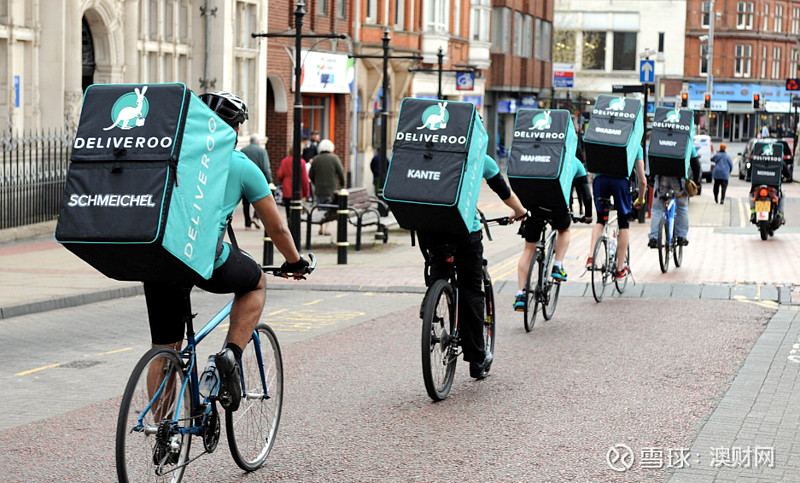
[0,129,74,230]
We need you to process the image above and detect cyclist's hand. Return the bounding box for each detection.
[633,198,644,209]
[280,257,310,279]
[510,210,528,224]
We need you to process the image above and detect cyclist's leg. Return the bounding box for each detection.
[516,241,537,291]
[610,178,633,273]
[550,209,571,280]
[454,231,488,365]
[589,177,610,266]
[416,231,451,285]
[675,193,690,240]
[144,282,191,348]
[516,218,542,308]
[648,180,666,242]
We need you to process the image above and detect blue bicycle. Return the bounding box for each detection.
[656,189,682,273]
[115,255,316,482]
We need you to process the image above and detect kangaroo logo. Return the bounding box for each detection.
[608,97,626,111]
[103,86,149,131]
[417,101,449,131]
[762,144,774,156]
[529,111,552,130]
[665,109,681,123]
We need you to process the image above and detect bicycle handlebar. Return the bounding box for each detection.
[478,210,528,241]
[262,253,317,279]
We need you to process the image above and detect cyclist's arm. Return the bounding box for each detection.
[689,155,702,184]
[252,195,302,264]
[634,157,647,206]
[486,173,527,219]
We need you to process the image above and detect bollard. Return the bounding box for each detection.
[262,227,274,266]
[336,188,349,264]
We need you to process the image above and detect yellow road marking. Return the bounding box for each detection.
[15,363,60,377]
[266,308,288,316]
[303,299,324,306]
[94,347,133,357]
[738,197,747,228]
[335,293,349,298]
[732,295,779,309]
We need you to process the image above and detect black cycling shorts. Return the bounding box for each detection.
[518,208,571,243]
[145,244,262,345]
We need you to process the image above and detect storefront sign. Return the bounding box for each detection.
[297,50,351,94]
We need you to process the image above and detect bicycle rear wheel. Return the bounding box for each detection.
[673,241,683,267]
[421,279,457,401]
[482,265,496,356]
[523,254,540,332]
[615,245,630,293]
[226,324,283,472]
[591,237,608,303]
[116,347,191,483]
[657,218,670,273]
[542,234,560,320]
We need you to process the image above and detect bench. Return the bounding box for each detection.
[303,187,389,250]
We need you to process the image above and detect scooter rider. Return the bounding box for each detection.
[749,158,791,224]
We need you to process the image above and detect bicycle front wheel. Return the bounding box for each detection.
[482,266,496,356]
[421,279,457,401]
[116,347,191,483]
[523,254,540,332]
[226,323,284,472]
[591,237,608,303]
[542,233,560,320]
[657,218,670,273]
[673,240,683,267]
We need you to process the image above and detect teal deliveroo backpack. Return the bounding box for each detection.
[647,107,696,178]
[749,141,784,188]
[55,83,237,284]
[382,98,488,235]
[583,94,644,177]
[506,108,580,210]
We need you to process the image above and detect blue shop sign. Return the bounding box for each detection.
[688,82,791,102]
[463,95,483,107]
[497,99,518,114]
[520,96,538,108]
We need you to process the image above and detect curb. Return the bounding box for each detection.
[1,281,795,320]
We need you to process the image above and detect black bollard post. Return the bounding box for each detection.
[336,188,349,264]
[262,226,274,266]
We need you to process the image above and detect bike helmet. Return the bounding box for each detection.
[199,91,248,127]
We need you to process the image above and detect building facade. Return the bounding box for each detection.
[485,0,554,161]
[685,0,800,141]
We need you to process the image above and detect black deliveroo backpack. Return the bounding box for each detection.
[55,83,237,284]
[506,108,580,210]
[647,107,695,178]
[382,98,489,234]
[583,95,644,177]
[750,142,784,188]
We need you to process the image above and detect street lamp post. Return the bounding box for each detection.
[349,29,420,200]
[252,0,346,250]
[706,0,716,135]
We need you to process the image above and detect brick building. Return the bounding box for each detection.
[685,0,800,141]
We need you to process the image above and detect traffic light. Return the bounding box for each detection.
[753,93,760,109]
[680,92,689,107]
[704,93,711,109]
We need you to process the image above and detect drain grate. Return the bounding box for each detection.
[59,360,102,369]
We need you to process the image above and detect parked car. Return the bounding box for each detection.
[692,134,714,182]
[738,137,793,181]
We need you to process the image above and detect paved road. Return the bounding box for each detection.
[0,289,781,481]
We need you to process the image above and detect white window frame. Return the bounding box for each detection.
[700,44,709,75]
[522,14,534,58]
[735,44,752,77]
[772,46,782,79]
[793,7,800,34]
[774,4,783,32]
[424,0,449,33]
[763,3,769,30]
[453,0,461,37]
[395,0,404,29]
[702,1,711,27]
[537,19,552,61]
[366,0,378,23]
[470,0,491,42]
[737,2,753,29]
[761,44,767,77]
[513,11,523,57]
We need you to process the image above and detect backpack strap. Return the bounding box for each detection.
[215,215,240,260]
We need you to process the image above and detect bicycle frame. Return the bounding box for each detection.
[136,299,269,437]
[663,195,676,246]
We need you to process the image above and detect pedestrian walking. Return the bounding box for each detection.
[240,135,272,229]
[277,146,310,220]
[302,131,319,162]
[761,124,770,139]
[711,142,734,204]
[309,139,345,235]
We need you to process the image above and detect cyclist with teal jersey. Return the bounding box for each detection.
[513,160,592,311]
[647,145,701,248]
[587,145,647,280]
[143,91,310,412]
[416,154,526,379]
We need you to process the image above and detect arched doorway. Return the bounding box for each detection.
[81,16,96,91]
[266,76,290,172]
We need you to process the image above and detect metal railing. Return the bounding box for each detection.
[0,129,74,230]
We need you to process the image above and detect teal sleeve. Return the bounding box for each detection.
[575,159,587,178]
[636,145,644,160]
[483,155,500,179]
[242,159,272,202]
